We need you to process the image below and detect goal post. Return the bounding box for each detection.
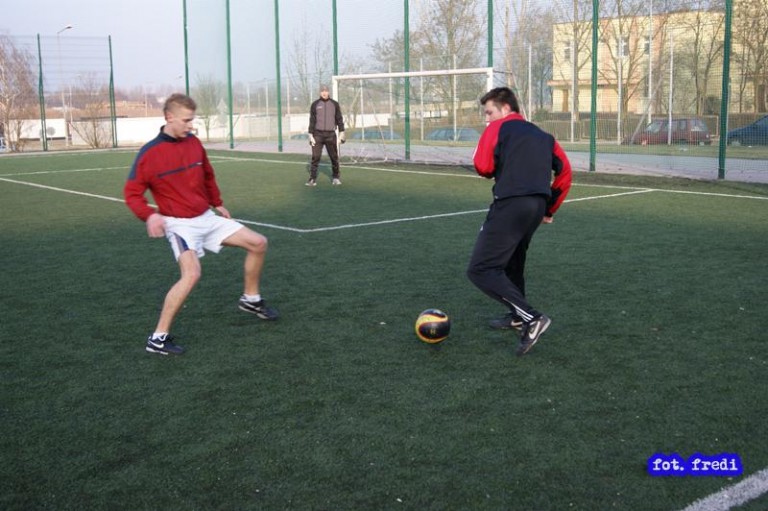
[331,67,496,165]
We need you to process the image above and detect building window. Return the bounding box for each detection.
[644,35,651,55]
[564,40,571,62]
[618,37,629,57]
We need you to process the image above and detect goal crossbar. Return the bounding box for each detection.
[332,67,494,96]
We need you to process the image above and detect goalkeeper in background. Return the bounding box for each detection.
[307,84,345,186]
[467,87,572,357]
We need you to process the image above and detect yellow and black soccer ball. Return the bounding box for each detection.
[415,309,451,344]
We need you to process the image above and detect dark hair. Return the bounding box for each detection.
[480,87,520,113]
[163,93,197,114]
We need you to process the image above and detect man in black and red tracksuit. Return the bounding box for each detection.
[307,84,345,186]
[467,87,572,357]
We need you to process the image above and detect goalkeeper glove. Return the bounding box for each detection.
[339,132,346,144]
[309,134,316,147]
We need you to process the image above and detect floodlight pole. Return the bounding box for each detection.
[37,34,48,151]
[57,25,73,147]
[226,0,234,149]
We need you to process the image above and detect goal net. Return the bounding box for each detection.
[332,67,497,167]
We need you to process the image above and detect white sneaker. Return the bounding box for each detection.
[332,178,342,186]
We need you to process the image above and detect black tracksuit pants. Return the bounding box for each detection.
[467,194,546,323]
[310,130,340,179]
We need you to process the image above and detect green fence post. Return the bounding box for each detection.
[183,0,190,95]
[275,0,283,152]
[487,0,493,68]
[717,0,733,180]
[589,0,599,172]
[332,0,339,76]
[37,34,48,152]
[404,0,410,161]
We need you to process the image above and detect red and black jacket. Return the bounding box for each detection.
[124,131,223,222]
[474,113,572,217]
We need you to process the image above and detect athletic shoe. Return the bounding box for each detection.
[332,178,342,185]
[238,297,279,320]
[489,312,524,331]
[146,334,185,356]
[516,314,551,357]
[305,178,317,187]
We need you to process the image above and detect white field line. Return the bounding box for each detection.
[566,189,655,202]
[654,188,768,200]
[0,176,127,204]
[235,209,489,233]
[678,468,768,511]
[0,165,128,177]
[210,156,768,197]
[1,163,767,234]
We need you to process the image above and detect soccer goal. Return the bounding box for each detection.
[332,67,496,166]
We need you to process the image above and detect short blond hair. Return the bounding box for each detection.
[163,93,197,114]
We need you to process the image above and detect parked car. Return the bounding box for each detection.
[425,127,481,142]
[631,117,712,146]
[726,115,768,146]
[289,133,309,140]
[349,128,402,140]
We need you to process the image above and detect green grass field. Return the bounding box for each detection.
[1,149,767,510]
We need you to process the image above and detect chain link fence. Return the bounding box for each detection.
[1,1,765,181]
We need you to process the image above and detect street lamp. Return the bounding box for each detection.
[57,25,73,146]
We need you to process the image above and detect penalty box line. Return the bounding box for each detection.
[3,167,766,233]
[0,175,659,234]
[237,189,660,233]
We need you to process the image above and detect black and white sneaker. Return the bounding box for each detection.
[489,312,524,332]
[516,315,551,357]
[305,178,317,187]
[146,334,185,356]
[238,297,280,320]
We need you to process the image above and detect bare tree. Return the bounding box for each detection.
[497,1,557,117]
[550,0,594,118]
[192,73,225,141]
[69,73,112,148]
[599,0,656,118]
[411,0,486,126]
[0,34,38,152]
[732,0,768,112]
[674,1,726,115]
[287,14,333,110]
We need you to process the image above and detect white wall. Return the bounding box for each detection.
[11,112,393,147]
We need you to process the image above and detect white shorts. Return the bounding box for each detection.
[164,210,244,260]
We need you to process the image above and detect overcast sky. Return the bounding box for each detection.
[1,0,185,89]
[1,0,404,92]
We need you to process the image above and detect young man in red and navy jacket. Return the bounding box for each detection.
[125,93,279,356]
[467,87,572,357]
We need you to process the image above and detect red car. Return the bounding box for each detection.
[632,117,712,145]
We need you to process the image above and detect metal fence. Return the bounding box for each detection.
[182,0,766,181]
[0,33,116,152]
[2,1,766,182]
